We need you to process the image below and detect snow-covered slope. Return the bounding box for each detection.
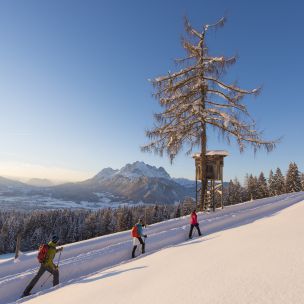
[1,192,304,304]
[24,193,304,304]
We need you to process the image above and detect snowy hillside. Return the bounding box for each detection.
[1,192,304,303]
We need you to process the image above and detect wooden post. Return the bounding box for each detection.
[221,176,224,209]
[195,172,198,210]
[15,234,21,260]
[212,180,215,212]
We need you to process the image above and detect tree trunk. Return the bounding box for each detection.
[200,123,207,211]
[198,34,207,211]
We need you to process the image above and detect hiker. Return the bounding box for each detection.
[131,218,147,258]
[189,209,202,239]
[22,235,63,298]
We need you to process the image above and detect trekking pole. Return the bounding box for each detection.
[57,251,62,266]
[40,251,62,288]
[40,273,52,288]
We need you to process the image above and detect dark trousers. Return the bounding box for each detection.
[189,224,202,238]
[22,264,59,297]
[132,237,145,258]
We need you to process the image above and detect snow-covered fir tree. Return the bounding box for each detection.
[245,174,259,200]
[227,178,243,204]
[268,169,276,196]
[257,172,268,198]
[273,168,285,195]
[226,180,235,205]
[285,162,301,193]
[301,173,304,191]
[142,17,277,211]
[233,178,243,204]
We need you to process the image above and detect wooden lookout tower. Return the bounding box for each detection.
[193,150,229,211]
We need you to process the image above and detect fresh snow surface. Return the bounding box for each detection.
[1,192,304,304]
[193,150,229,157]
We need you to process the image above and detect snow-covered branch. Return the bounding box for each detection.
[204,76,260,95]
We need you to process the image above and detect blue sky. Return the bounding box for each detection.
[0,0,303,183]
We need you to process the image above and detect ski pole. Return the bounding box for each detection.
[40,251,62,288]
[57,251,62,267]
[40,273,52,288]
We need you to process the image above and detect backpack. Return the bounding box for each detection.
[131,225,139,238]
[37,244,49,263]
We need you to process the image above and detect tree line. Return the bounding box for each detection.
[225,162,303,205]
[1,161,303,254]
[0,204,182,254]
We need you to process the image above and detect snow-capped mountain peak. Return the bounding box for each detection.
[93,167,119,180]
[93,162,171,182]
[118,161,171,180]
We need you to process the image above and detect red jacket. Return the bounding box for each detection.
[190,212,198,225]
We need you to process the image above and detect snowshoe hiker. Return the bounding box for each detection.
[131,218,147,258]
[189,209,202,239]
[21,235,63,298]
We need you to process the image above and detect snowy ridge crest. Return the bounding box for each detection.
[94,167,119,180]
[94,161,171,181]
[118,161,171,180]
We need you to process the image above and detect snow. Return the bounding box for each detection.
[173,177,195,188]
[118,161,170,180]
[1,192,304,303]
[93,162,171,181]
[0,253,15,264]
[0,191,142,211]
[193,150,229,157]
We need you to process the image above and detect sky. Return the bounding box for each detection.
[0,0,303,183]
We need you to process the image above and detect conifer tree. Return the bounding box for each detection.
[142,17,277,210]
[273,168,285,195]
[257,172,268,198]
[246,174,259,200]
[268,169,276,196]
[227,180,234,205]
[285,162,301,193]
[227,178,242,204]
[241,174,250,201]
[301,173,304,191]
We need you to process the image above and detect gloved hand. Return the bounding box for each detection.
[144,235,147,238]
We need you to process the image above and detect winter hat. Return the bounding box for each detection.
[51,235,59,243]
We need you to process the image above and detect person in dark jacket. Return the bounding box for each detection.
[131,219,147,258]
[22,235,63,298]
[189,209,202,239]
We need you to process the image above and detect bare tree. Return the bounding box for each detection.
[142,17,277,210]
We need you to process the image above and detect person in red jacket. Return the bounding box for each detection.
[189,209,202,239]
[131,219,147,258]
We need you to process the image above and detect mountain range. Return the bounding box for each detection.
[0,161,196,205]
[51,161,196,204]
